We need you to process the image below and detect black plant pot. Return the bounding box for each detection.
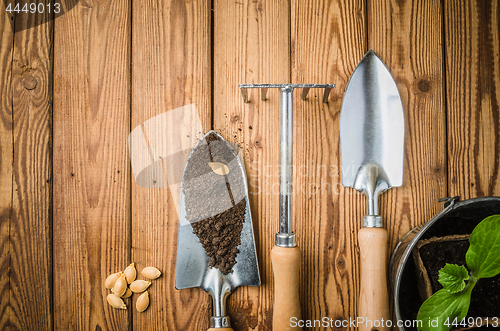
[390,197,500,331]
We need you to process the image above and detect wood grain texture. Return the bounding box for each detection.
[131,0,211,330]
[445,0,500,198]
[357,228,389,331]
[8,5,53,330]
[291,0,366,327]
[53,0,131,329]
[0,3,14,330]
[367,0,448,294]
[270,246,301,330]
[213,0,290,329]
[0,1,499,329]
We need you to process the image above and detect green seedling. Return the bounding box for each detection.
[417,215,500,331]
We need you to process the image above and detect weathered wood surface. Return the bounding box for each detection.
[0,2,15,329]
[131,0,211,330]
[367,0,448,322]
[291,0,366,325]
[370,0,449,251]
[1,2,53,330]
[10,6,53,331]
[445,0,500,199]
[0,0,498,330]
[53,0,131,330]
[213,1,290,329]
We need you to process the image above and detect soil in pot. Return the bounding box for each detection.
[398,207,500,330]
[418,237,500,319]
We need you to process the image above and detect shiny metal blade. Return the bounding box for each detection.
[340,50,404,217]
[175,131,260,292]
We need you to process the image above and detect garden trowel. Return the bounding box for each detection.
[175,130,260,330]
[340,50,404,331]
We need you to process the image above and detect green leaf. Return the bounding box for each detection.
[466,215,500,279]
[438,264,469,293]
[417,284,474,331]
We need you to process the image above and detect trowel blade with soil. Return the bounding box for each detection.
[175,130,260,330]
[340,50,404,331]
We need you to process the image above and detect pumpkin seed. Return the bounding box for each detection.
[105,272,122,289]
[136,291,150,312]
[113,273,128,297]
[121,287,132,298]
[141,266,161,280]
[124,263,137,284]
[209,162,229,176]
[130,280,151,293]
[107,294,127,309]
[112,287,132,298]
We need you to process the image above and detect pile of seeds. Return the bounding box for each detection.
[105,263,162,312]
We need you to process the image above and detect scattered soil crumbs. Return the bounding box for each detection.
[183,132,246,275]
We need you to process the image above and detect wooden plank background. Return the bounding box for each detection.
[0,0,499,330]
[53,0,132,330]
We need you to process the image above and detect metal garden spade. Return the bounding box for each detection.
[340,50,404,331]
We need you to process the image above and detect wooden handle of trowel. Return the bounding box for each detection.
[208,328,233,331]
[271,245,302,330]
[358,227,390,331]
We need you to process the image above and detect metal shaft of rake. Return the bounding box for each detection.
[239,83,335,247]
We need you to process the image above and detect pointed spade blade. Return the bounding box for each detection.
[340,50,404,192]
